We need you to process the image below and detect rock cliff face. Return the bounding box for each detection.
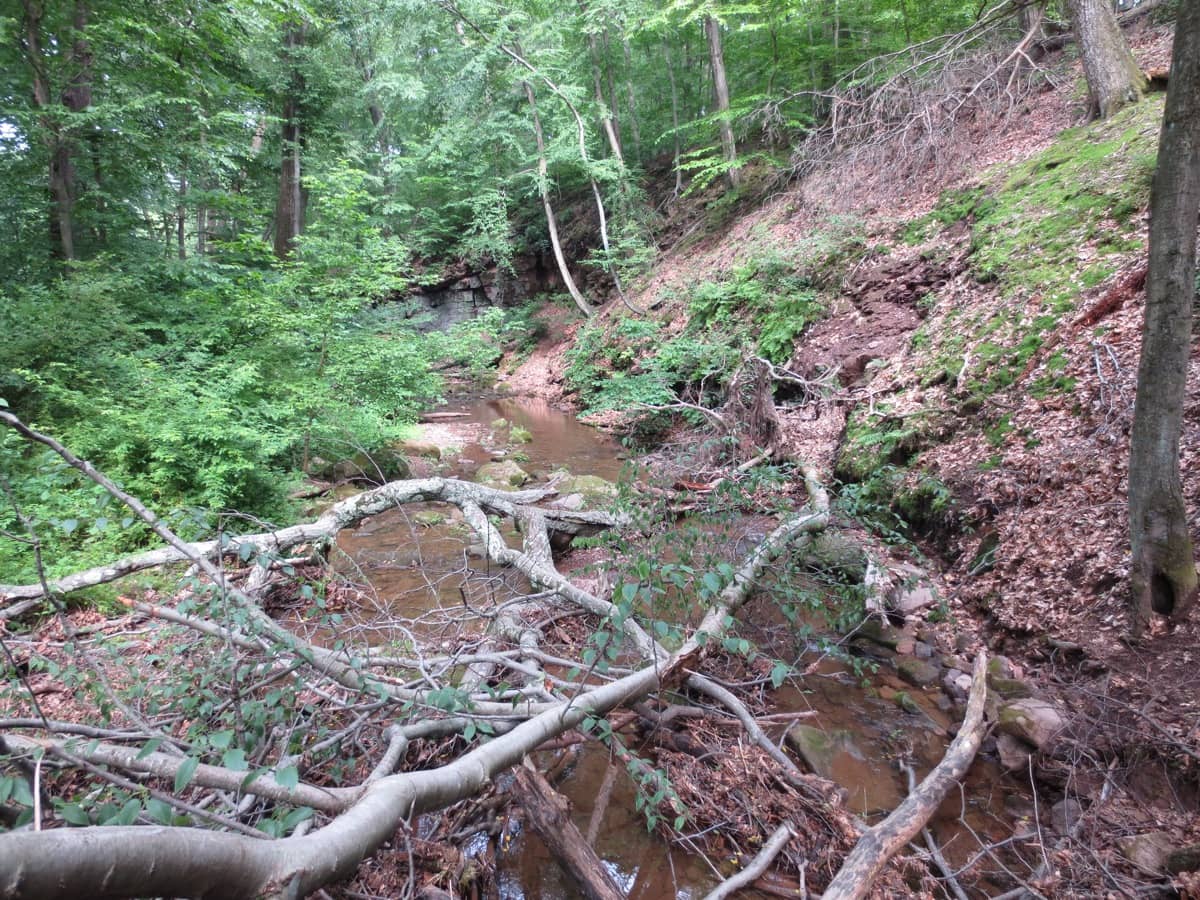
[410,253,565,331]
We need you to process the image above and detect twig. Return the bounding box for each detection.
[701,821,796,900]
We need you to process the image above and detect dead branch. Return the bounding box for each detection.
[0,415,837,900]
[513,760,624,900]
[701,821,796,900]
[822,650,989,900]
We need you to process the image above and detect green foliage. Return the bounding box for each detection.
[0,164,439,582]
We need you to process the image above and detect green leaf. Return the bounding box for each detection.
[208,730,235,750]
[770,661,789,689]
[174,756,199,793]
[136,738,163,760]
[146,798,174,824]
[275,765,299,791]
[222,749,248,771]
[60,802,92,826]
[60,518,78,535]
[11,779,34,807]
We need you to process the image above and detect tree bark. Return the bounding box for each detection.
[273,25,305,259]
[522,81,593,318]
[1067,0,1147,119]
[704,15,740,189]
[586,27,624,163]
[513,762,624,900]
[22,0,76,260]
[822,651,989,900]
[1127,1,1200,639]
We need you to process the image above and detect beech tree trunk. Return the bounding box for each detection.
[1128,2,1200,639]
[273,26,305,259]
[522,81,592,318]
[704,15,740,189]
[1067,0,1147,119]
[587,30,624,163]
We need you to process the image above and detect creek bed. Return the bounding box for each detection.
[335,397,1032,898]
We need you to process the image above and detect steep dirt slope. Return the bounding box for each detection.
[509,20,1198,894]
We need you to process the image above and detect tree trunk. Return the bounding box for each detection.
[1067,0,1147,119]
[621,36,641,163]
[513,762,624,900]
[704,15,740,189]
[1128,2,1200,639]
[23,0,75,260]
[273,25,305,259]
[522,81,592,318]
[587,30,624,163]
[663,39,683,196]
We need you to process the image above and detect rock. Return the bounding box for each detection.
[897,657,941,688]
[893,584,938,615]
[894,637,917,655]
[475,460,530,489]
[805,533,868,580]
[548,493,586,511]
[943,668,970,700]
[1050,798,1083,835]
[397,439,443,460]
[988,676,1034,699]
[509,425,532,443]
[989,655,1016,679]
[997,698,1065,751]
[1118,832,1174,875]
[785,725,863,779]
[855,618,906,650]
[914,641,934,659]
[996,732,1032,771]
[954,633,972,654]
[553,473,618,503]
[895,691,922,714]
[331,449,411,483]
[1167,843,1200,874]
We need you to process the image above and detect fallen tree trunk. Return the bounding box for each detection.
[0,475,619,607]
[821,650,989,900]
[0,412,836,899]
[513,761,624,900]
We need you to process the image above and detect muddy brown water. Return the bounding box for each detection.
[336,397,1029,898]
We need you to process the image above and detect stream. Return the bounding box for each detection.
[335,397,1032,899]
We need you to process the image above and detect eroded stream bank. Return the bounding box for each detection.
[336,396,1037,898]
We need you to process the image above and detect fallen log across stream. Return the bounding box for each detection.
[0,410,850,899]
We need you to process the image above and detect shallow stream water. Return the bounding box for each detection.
[335,397,1029,898]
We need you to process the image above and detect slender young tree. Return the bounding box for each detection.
[704,13,741,188]
[1068,0,1147,119]
[1128,2,1200,638]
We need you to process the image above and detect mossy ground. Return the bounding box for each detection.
[836,97,1163,543]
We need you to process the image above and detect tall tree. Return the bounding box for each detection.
[703,13,740,188]
[1068,0,1147,119]
[274,23,307,259]
[1128,3,1200,638]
